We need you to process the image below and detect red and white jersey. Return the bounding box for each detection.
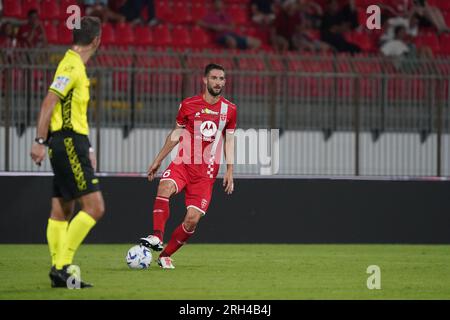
[174,94,237,179]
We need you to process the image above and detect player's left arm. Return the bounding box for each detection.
[223,131,235,195]
[223,107,237,195]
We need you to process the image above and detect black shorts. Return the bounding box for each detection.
[48,131,100,201]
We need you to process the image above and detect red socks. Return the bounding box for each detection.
[160,223,194,257]
[153,196,170,242]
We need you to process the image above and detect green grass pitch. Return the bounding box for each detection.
[0,244,450,299]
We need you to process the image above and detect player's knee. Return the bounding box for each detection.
[50,208,68,221]
[183,213,201,232]
[84,201,105,221]
[50,205,72,221]
[157,181,176,197]
[183,219,197,232]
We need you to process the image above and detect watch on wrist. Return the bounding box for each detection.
[35,137,46,145]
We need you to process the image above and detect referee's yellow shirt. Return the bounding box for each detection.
[48,49,90,135]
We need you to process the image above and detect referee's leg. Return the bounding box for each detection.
[47,198,75,267]
[55,191,105,269]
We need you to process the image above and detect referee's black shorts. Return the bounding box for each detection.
[48,131,100,201]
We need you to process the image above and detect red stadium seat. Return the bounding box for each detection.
[191,3,208,22]
[191,26,213,48]
[134,26,154,46]
[57,23,73,45]
[22,0,40,18]
[152,24,172,47]
[101,23,116,46]
[43,21,58,44]
[115,23,134,46]
[431,0,450,11]
[228,5,249,25]
[439,34,450,54]
[41,0,61,20]
[415,33,441,54]
[346,31,375,52]
[238,57,265,71]
[155,0,173,23]
[172,26,192,48]
[171,2,192,24]
[2,0,22,18]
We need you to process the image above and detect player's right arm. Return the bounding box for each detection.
[147,124,184,181]
[30,92,60,165]
[147,102,188,181]
[31,60,78,166]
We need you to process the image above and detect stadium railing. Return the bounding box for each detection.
[1,47,449,177]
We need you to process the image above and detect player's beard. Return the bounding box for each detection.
[207,83,222,97]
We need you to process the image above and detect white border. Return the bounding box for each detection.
[186,205,206,216]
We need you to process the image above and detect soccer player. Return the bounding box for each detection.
[140,64,237,269]
[30,16,104,288]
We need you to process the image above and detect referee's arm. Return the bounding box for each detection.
[30,92,60,165]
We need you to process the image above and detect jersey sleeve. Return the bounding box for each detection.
[175,101,188,127]
[226,106,237,134]
[48,62,78,99]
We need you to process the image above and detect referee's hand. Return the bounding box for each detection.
[30,143,46,166]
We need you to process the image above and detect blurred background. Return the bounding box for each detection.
[1,0,450,177]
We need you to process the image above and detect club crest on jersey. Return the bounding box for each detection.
[200,121,217,138]
[201,108,219,115]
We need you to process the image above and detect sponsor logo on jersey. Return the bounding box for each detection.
[201,199,208,209]
[200,121,217,138]
[220,114,227,122]
[201,108,219,115]
[51,76,70,91]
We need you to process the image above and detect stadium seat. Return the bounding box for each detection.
[346,31,375,52]
[171,2,191,24]
[40,0,61,21]
[172,26,192,48]
[115,23,135,46]
[101,23,116,46]
[229,5,249,25]
[431,0,450,11]
[152,24,172,47]
[57,22,73,45]
[22,0,40,18]
[191,26,213,48]
[155,0,173,23]
[191,3,208,22]
[415,33,441,54]
[43,21,58,44]
[134,26,154,47]
[439,34,450,54]
[2,0,22,18]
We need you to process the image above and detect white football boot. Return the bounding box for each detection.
[139,235,163,251]
[157,256,175,269]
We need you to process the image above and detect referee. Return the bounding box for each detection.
[30,16,104,288]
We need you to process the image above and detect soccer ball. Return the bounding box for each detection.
[126,245,152,269]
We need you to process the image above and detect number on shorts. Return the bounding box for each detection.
[162,170,171,178]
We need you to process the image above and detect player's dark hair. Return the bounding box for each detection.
[204,63,225,76]
[73,16,101,46]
